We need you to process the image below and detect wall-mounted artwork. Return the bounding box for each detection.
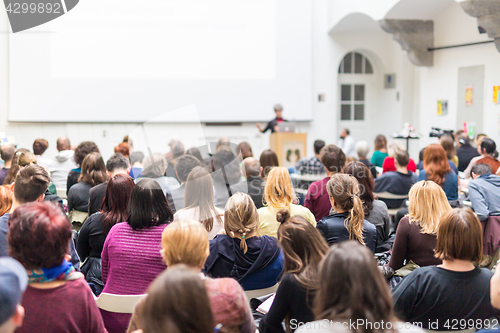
[465,86,474,106]
[384,74,396,89]
[494,86,500,104]
[437,100,448,115]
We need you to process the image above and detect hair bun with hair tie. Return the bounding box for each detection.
[276,209,290,224]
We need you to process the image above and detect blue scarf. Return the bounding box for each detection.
[27,260,80,284]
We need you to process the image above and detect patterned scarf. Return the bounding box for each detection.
[27,260,81,284]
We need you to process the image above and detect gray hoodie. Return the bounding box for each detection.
[48,150,77,190]
[468,174,500,221]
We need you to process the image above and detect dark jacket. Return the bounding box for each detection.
[360,159,378,179]
[66,168,81,195]
[246,176,265,209]
[77,212,105,294]
[316,212,377,253]
[88,181,107,215]
[457,144,480,172]
[204,234,283,290]
[262,118,286,133]
[67,182,92,212]
[374,171,417,208]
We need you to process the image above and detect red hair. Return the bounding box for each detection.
[0,186,13,216]
[423,144,451,185]
[114,142,130,158]
[8,201,72,269]
[101,174,135,235]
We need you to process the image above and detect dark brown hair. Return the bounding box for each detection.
[320,145,346,173]
[423,144,451,186]
[342,162,374,216]
[139,265,214,333]
[33,139,48,155]
[235,142,253,159]
[374,135,387,151]
[259,149,279,179]
[434,208,483,263]
[101,174,135,235]
[13,164,50,203]
[78,152,108,187]
[314,241,396,333]
[73,141,99,166]
[440,135,456,161]
[4,150,37,185]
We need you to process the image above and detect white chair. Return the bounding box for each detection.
[95,293,147,314]
[245,284,279,300]
[56,188,67,200]
[373,191,409,217]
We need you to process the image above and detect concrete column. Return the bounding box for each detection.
[461,0,500,52]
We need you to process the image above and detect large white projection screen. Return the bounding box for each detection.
[9,0,312,123]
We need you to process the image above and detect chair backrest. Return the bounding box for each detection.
[290,173,325,182]
[96,292,147,314]
[374,191,409,200]
[244,284,279,300]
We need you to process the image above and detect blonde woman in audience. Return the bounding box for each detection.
[382,141,417,173]
[204,193,283,290]
[259,210,328,333]
[316,174,377,252]
[387,181,451,271]
[296,241,425,333]
[128,219,256,333]
[174,166,224,239]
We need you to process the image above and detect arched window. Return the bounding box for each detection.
[338,52,373,74]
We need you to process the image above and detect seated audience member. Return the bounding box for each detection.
[8,201,106,333]
[67,152,107,215]
[258,167,316,238]
[476,133,488,148]
[304,145,346,221]
[259,210,328,333]
[211,150,242,208]
[316,174,377,252]
[342,162,390,252]
[296,242,425,333]
[165,139,185,181]
[3,151,36,185]
[66,141,99,194]
[456,132,480,172]
[133,266,215,333]
[48,137,77,190]
[88,153,130,215]
[295,139,326,178]
[259,149,279,179]
[0,186,13,217]
[77,174,135,295]
[0,144,15,185]
[170,155,201,212]
[186,147,206,167]
[101,179,172,333]
[128,219,256,333]
[32,138,51,168]
[129,151,144,179]
[204,193,283,290]
[0,257,26,333]
[337,128,357,159]
[465,138,500,178]
[374,150,417,209]
[440,135,459,173]
[356,141,378,179]
[235,142,254,160]
[418,144,458,202]
[393,208,500,330]
[382,141,417,173]
[114,142,129,158]
[370,134,388,168]
[237,157,265,208]
[468,163,500,222]
[174,166,224,239]
[387,181,451,271]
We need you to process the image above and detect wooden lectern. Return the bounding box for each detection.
[270,133,307,168]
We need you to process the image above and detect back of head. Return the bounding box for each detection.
[212,150,241,184]
[224,193,258,254]
[408,180,451,234]
[56,137,71,152]
[471,163,492,177]
[276,209,328,290]
[101,174,135,235]
[264,167,293,209]
[259,149,279,179]
[374,135,387,151]
[435,208,482,263]
[186,148,205,166]
[8,201,71,270]
[114,142,130,158]
[235,142,253,159]
[314,241,395,325]
[439,135,456,160]
[175,155,201,183]
[394,150,409,168]
[320,145,346,173]
[313,140,325,155]
[481,138,498,158]
[32,139,48,156]
[423,143,451,185]
[73,141,99,166]
[78,152,108,187]
[106,153,130,173]
[355,141,370,159]
[14,165,50,204]
[161,220,209,269]
[0,186,13,216]
[18,152,36,168]
[142,153,167,178]
[243,157,261,178]
[0,145,15,163]
[170,141,185,158]
[4,151,37,185]
[216,138,231,153]
[458,133,471,146]
[127,179,173,230]
[342,162,374,215]
[130,151,145,165]
[139,265,214,333]
[326,174,365,245]
[387,141,404,158]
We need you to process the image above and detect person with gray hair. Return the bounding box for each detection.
[169,154,201,212]
[468,163,500,222]
[256,104,286,133]
[356,141,378,179]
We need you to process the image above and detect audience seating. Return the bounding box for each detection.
[95,293,147,314]
[373,191,409,217]
[244,283,279,300]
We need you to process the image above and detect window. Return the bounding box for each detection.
[338,52,373,74]
[340,84,365,121]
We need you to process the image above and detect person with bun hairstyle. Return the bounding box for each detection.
[316,174,377,252]
[296,241,425,333]
[259,210,328,333]
[464,138,500,178]
[204,193,283,290]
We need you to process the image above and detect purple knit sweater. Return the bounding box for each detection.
[101,222,168,333]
